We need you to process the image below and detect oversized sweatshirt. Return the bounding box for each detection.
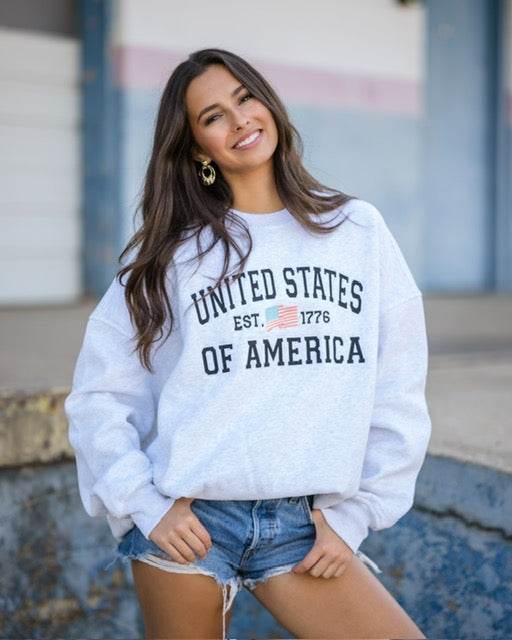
[66,199,431,553]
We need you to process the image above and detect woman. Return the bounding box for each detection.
[66,48,431,639]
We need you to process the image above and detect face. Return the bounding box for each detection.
[185,64,279,181]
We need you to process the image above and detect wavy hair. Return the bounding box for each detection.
[119,48,352,370]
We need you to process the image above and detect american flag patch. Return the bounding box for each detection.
[265,305,299,331]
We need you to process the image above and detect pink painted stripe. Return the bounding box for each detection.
[260,61,422,116]
[115,46,422,116]
[114,47,184,89]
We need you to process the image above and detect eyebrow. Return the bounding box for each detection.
[196,84,245,123]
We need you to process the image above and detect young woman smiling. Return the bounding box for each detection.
[66,48,430,639]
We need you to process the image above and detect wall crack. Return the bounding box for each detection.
[414,503,512,542]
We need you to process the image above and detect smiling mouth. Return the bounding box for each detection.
[234,129,262,149]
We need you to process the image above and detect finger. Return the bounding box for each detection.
[191,522,212,551]
[292,546,323,573]
[187,529,211,559]
[158,541,189,565]
[334,562,349,578]
[167,535,199,563]
[308,556,332,578]
[319,560,341,580]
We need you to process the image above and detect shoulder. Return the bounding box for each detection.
[88,276,134,336]
[337,198,421,298]
[313,197,384,231]
[337,198,385,229]
[337,200,406,254]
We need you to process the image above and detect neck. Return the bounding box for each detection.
[227,165,283,214]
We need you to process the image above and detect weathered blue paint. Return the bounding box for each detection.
[1,455,511,639]
[80,0,123,296]
[364,508,512,638]
[0,463,138,639]
[415,455,512,535]
[423,0,500,290]
[363,456,512,638]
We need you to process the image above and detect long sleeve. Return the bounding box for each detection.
[314,207,431,552]
[66,310,174,539]
[317,292,431,552]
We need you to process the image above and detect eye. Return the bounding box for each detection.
[239,92,253,104]
[204,113,222,126]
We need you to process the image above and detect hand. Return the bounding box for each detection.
[292,508,354,578]
[149,497,212,564]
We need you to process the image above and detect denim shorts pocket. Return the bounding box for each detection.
[300,495,315,525]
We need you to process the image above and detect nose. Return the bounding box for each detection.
[233,113,250,131]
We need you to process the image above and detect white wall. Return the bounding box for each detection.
[0,28,81,304]
[114,0,425,83]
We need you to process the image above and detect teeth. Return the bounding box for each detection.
[236,130,260,148]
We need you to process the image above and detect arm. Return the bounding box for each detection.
[317,294,431,553]
[66,315,174,538]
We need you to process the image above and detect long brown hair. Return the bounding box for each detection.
[119,48,352,370]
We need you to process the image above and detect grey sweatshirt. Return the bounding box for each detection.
[66,200,431,552]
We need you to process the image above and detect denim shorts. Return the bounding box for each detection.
[118,496,315,588]
[118,496,380,637]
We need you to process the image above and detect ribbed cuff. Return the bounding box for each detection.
[131,493,176,539]
[316,498,371,553]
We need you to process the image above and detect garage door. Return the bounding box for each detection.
[0,27,80,304]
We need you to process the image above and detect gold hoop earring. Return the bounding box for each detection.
[199,160,216,186]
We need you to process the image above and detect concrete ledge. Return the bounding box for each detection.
[0,295,511,477]
[416,455,512,536]
[1,350,511,475]
[427,352,512,475]
[0,389,73,468]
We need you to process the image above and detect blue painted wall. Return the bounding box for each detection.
[365,456,512,638]
[290,105,425,283]
[423,0,501,290]
[80,0,124,295]
[80,0,512,297]
[1,455,511,639]
[114,88,426,284]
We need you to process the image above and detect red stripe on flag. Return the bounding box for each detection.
[267,305,299,331]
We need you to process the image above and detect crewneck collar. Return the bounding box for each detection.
[230,207,294,228]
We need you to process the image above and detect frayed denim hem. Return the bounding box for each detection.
[118,543,380,639]
[127,552,241,640]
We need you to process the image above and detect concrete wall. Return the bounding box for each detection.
[0,388,511,639]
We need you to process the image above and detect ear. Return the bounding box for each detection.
[193,148,211,165]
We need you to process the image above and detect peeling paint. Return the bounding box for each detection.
[1,457,511,639]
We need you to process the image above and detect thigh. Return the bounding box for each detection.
[131,559,233,639]
[251,555,425,639]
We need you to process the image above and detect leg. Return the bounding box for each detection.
[131,559,234,639]
[251,555,425,639]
